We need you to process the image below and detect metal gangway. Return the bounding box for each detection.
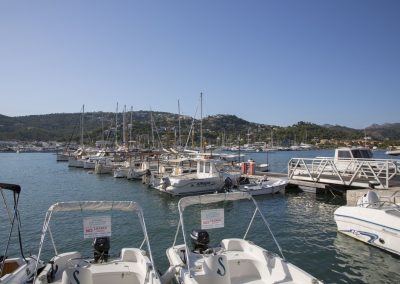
[288,157,400,189]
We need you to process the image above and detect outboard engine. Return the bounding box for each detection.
[224,177,233,189]
[190,229,209,254]
[93,237,110,263]
[160,177,171,190]
[357,191,380,208]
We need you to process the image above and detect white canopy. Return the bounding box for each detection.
[178,192,252,211]
[48,201,142,213]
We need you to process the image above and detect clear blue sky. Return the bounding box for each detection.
[0,0,399,129]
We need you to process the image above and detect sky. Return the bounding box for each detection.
[0,0,399,129]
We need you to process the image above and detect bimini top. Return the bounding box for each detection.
[0,182,21,194]
[48,201,142,213]
[178,192,252,211]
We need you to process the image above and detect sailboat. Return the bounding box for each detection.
[68,105,86,168]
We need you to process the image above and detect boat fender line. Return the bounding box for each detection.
[160,265,178,284]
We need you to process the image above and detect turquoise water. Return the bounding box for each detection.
[1,151,399,283]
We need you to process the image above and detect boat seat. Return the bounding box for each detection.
[61,267,92,284]
[0,259,23,276]
[121,248,143,262]
[221,238,248,251]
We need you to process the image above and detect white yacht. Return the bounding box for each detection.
[68,148,87,168]
[334,190,400,256]
[56,151,71,162]
[1,183,44,284]
[329,147,374,173]
[162,192,322,284]
[33,201,161,284]
[156,158,240,196]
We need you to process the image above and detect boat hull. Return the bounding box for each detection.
[334,206,400,255]
[159,176,225,196]
[241,179,288,196]
[68,157,84,168]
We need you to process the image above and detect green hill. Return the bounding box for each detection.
[0,112,399,147]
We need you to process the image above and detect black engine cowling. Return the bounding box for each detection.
[190,229,209,254]
[93,237,110,263]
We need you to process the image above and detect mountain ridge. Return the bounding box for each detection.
[0,111,399,146]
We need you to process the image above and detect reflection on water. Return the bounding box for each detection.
[0,151,399,283]
[334,233,400,284]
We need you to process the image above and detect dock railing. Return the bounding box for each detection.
[288,157,399,189]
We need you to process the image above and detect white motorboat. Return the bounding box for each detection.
[127,161,155,180]
[1,183,44,284]
[385,146,400,156]
[56,151,71,162]
[386,150,400,156]
[113,167,129,178]
[313,147,374,173]
[334,190,400,256]
[33,201,161,284]
[156,158,240,196]
[162,192,322,284]
[255,163,269,172]
[331,147,374,173]
[240,178,288,195]
[68,148,87,168]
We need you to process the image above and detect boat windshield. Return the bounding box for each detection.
[351,149,373,159]
[338,150,352,159]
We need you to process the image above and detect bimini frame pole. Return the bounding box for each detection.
[250,197,286,261]
[34,210,56,282]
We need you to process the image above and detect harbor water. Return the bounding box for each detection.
[1,150,399,283]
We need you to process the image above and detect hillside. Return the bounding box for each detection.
[0,112,399,147]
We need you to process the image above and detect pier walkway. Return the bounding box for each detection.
[287,157,400,190]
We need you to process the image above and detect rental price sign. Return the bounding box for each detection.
[83,216,112,239]
[201,209,224,229]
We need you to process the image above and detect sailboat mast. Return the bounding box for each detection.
[115,103,118,146]
[178,99,181,148]
[122,105,126,147]
[364,128,367,147]
[81,104,84,148]
[130,106,133,146]
[200,92,203,151]
[271,129,274,148]
[150,111,155,149]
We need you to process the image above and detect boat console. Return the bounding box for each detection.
[357,191,380,208]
